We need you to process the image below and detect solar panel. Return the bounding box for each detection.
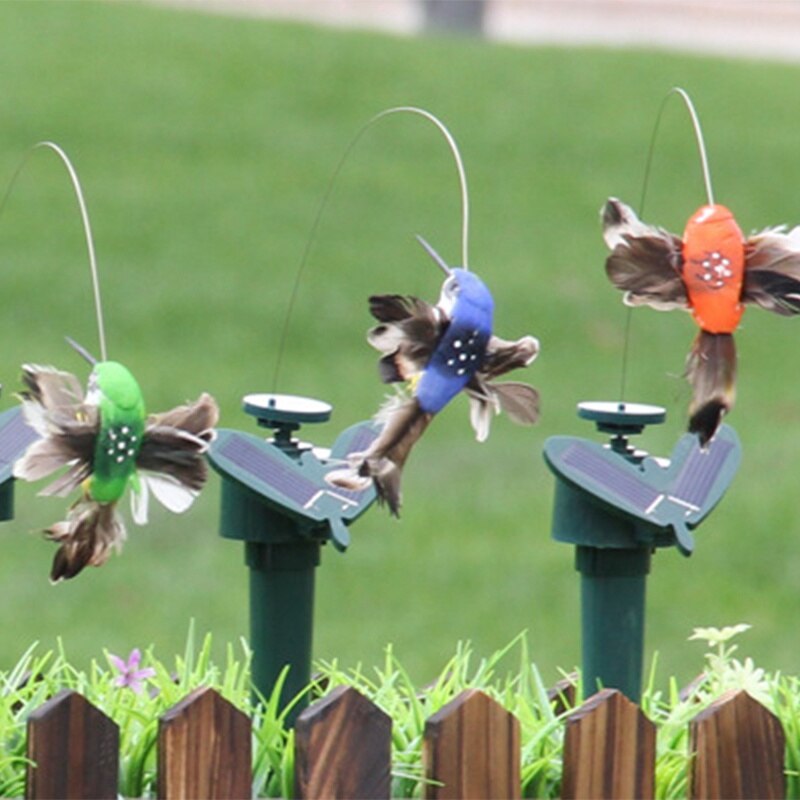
[217,435,322,510]
[544,424,740,555]
[562,442,662,513]
[0,407,38,468]
[329,420,380,460]
[208,423,378,547]
[343,425,379,456]
[670,438,735,509]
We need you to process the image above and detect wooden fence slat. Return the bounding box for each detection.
[157,685,251,800]
[295,684,391,800]
[26,689,119,800]
[547,673,578,716]
[561,687,655,800]
[423,688,521,800]
[690,688,785,799]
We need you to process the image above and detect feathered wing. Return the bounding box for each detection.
[602,198,688,310]
[367,294,446,383]
[465,334,541,441]
[18,364,85,428]
[326,293,443,513]
[326,393,433,516]
[742,226,800,315]
[12,365,123,581]
[13,365,98,496]
[133,392,219,521]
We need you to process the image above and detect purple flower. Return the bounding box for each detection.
[108,648,156,694]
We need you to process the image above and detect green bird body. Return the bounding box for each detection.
[88,362,146,504]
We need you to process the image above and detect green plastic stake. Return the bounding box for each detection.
[544,401,740,702]
[208,394,378,724]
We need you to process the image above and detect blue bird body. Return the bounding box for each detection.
[416,268,494,414]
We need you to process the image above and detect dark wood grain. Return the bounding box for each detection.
[561,688,655,799]
[157,686,251,799]
[26,689,119,800]
[423,688,520,800]
[294,685,391,799]
[690,689,785,799]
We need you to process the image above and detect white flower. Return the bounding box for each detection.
[688,624,751,647]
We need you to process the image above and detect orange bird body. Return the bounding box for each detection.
[682,204,745,334]
[603,197,800,444]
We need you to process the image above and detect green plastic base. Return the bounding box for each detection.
[576,545,650,702]
[247,541,319,725]
[0,481,14,522]
[552,480,642,549]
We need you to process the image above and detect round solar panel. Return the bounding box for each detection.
[578,401,666,431]
[243,393,333,426]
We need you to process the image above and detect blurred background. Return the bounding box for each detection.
[2,0,800,690]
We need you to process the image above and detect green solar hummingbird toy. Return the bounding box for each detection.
[7,143,219,581]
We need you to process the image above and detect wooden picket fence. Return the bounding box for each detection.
[21,681,786,799]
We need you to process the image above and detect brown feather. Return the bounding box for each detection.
[367,294,446,384]
[145,392,218,441]
[480,335,539,379]
[46,497,126,582]
[686,331,736,446]
[14,365,98,489]
[743,228,800,315]
[20,365,84,410]
[327,394,432,516]
[602,198,687,310]
[136,394,218,490]
[490,382,541,425]
[465,377,540,441]
[14,437,92,496]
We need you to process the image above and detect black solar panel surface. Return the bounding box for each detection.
[0,410,37,466]
[562,442,661,512]
[219,435,320,508]
[345,425,378,455]
[670,438,734,508]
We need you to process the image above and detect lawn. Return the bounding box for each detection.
[0,0,799,691]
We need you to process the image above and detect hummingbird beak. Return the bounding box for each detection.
[415,235,452,276]
[65,336,98,366]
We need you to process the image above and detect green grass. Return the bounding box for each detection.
[0,0,800,692]
[0,625,793,798]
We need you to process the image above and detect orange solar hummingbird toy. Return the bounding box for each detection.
[602,89,800,445]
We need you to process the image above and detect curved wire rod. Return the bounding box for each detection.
[639,86,715,214]
[272,106,470,390]
[0,141,107,360]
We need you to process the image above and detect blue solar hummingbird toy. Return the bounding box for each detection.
[327,235,541,514]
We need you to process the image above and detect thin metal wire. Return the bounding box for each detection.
[618,86,715,403]
[271,106,470,390]
[376,106,470,269]
[617,306,633,406]
[639,86,715,214]
[0,141,108,360]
